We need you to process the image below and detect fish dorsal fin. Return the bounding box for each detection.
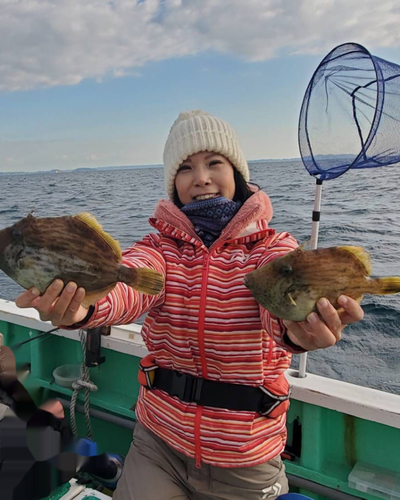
[340,246,372,275]
[297,239,314,251]
[74,212,122,259]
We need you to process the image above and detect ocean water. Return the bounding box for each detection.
[0,161,399,394]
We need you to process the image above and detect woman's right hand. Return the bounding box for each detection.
[15,279,89,327]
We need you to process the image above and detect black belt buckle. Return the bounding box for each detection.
[169,371,187,400]
[170,372,203,403]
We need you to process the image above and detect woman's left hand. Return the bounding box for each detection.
[282,295,364,351]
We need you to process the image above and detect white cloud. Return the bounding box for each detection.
[1,0,400,91]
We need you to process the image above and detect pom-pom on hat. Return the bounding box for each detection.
[163,110,250,200]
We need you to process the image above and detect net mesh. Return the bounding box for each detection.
[299,42,400,180]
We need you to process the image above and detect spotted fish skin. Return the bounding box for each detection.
[0,213,164,306]
[243,246,400,321]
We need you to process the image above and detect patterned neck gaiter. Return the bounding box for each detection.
[181,197,242,247]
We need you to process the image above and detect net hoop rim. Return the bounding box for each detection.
[298,41,385,180]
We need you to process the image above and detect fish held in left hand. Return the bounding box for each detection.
[243,245,400,322]
[0,212,164,308]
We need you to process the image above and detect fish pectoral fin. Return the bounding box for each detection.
[17,257,36,270]
[287,292,297,307]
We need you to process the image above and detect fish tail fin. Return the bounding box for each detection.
[119,265,164,295]
[375,277,400,295]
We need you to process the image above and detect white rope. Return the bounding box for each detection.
[70,330,98,440]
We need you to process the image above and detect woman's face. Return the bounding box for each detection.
[174,152,236,206]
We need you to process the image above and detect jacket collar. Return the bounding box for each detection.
[150,190,274,247]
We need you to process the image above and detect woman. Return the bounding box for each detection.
[16,110,364,499]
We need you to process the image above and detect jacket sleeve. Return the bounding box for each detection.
[257,232,307,354]
[74,234,166,329]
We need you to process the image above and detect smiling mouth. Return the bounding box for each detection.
[193,193,220,201]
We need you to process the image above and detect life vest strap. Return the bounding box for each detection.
[138,356,291,417]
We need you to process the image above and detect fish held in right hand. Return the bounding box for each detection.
[0,212,164,308]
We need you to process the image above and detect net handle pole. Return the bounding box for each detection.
[311,178,323,250]
[298,178,323,379]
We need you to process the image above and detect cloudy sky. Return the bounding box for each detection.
[1,0,400,172]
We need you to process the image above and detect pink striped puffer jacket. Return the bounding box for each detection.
[84,189,299,467]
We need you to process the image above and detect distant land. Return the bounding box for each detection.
[0,154,356,176]
[0,163,164,176]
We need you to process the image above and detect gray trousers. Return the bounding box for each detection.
[113,422,289,500]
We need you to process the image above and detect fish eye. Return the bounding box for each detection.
[12,228,22,238]
[280,265,293,276]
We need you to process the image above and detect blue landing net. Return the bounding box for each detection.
[299,42,400,180]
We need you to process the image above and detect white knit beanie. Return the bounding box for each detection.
[163,110,250,200]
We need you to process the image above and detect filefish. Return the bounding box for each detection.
[243,245,400,322]
[0,212,164,307]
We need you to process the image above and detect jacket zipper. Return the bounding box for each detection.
[198,250,210,379]
[194,249,213,468]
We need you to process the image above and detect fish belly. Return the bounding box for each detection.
[10,246,114,293]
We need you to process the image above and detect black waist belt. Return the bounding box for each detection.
[152,367,290,416]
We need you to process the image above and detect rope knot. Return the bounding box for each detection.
[72,379,98,392]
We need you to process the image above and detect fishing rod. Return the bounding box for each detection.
[10,327,59,350]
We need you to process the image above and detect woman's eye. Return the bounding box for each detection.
[178,165,191,172]
[209,160,222,166]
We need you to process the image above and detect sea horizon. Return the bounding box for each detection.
[0,154,357,176]
[0,158,292,176]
